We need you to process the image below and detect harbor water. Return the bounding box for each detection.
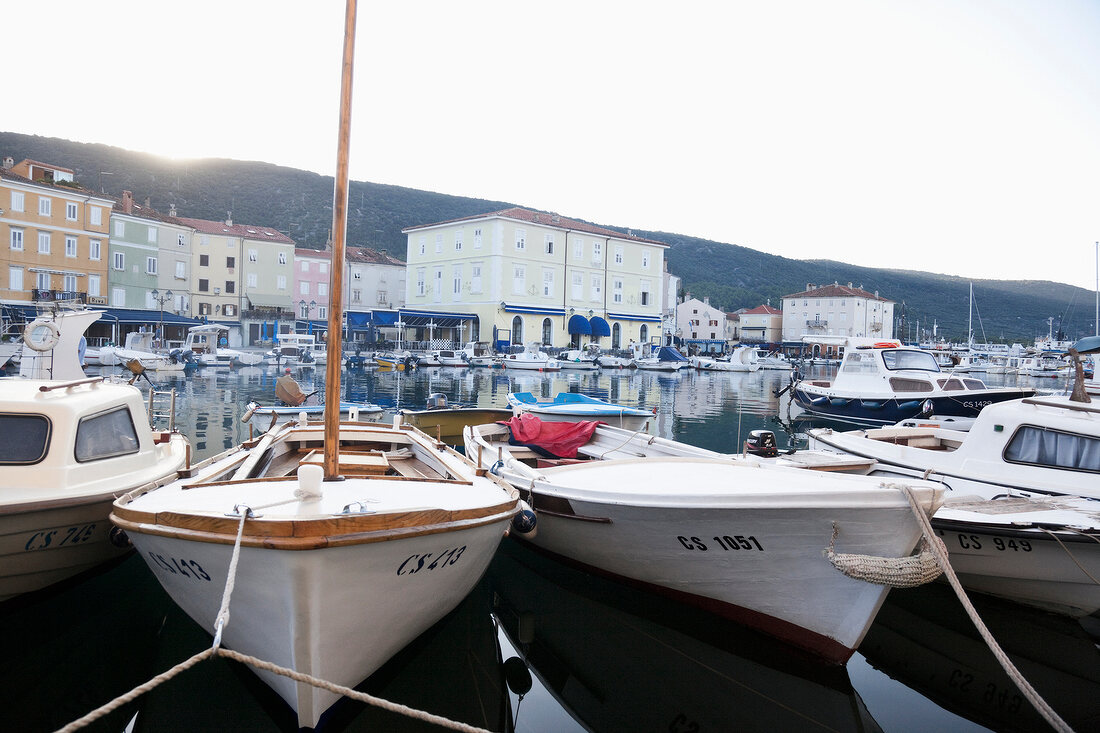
[3,363,1096,732]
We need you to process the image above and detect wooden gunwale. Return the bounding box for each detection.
[110,501,516,550]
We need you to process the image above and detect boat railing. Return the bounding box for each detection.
[147,387,178,431]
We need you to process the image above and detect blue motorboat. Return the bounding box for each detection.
[507,391,655,431]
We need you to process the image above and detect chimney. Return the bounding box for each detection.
[703,296,710,305]
[144,196,151,209]
[168,203,177,217]
[225,211,233,226]
[1,156,12,170]
[122,190,133,215]
[806,283,814,291]
[847,282,853,288]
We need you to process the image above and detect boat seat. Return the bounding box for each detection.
[299,449,389,476]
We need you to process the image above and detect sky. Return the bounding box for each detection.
[7,1,1100,293]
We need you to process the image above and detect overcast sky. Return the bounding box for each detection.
[7,1,1100,292]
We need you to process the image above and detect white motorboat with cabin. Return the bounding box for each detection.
[464,416,943,663]
[806,343,1100,616]
[789,337,1035,425]
[108,19,521,728]
[755,349,793,370]
[502,342,561,371]
[98,330,187,372]
[631,345,690,371]
[266,333,339,366]
[183,324,264,367]
[690,346,761,372]
[1,308,188,602]
[458,341,499,367]
[558,344,601,370]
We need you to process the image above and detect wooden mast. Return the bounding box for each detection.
[324,0,358,479]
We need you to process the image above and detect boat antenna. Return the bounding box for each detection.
[323,0,357,480]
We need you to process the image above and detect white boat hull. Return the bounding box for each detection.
[126,520,507,727]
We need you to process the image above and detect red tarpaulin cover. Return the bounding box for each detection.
[500,413,601,458]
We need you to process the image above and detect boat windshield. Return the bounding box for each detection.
[881,349,940,372]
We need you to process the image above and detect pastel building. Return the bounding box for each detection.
[738,304,783,345]
[107,191,162,311]
[675,296,726,353]
[402,208,667,351]
[781,282,894,343]
[1,157,112,308]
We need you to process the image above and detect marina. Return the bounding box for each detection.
[3,358,1096,731]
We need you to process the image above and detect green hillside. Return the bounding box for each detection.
[2,131,1092,343]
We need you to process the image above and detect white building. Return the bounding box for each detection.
[780,282,894,343]
[675,296,726,354]
[402,208,668,350]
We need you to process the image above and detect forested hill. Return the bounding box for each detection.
[1,131,1092,343]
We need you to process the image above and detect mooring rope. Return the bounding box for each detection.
[55,505,500,733]
[896,485,1075,733]
[1042,527,1100,586]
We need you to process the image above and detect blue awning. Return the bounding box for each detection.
[2,304,202,327]
[589,316,611,337]
[397,309,476,328]
[370,310,399,326]
[568,314,593,335]
[607,311,662,323]
[502,303,566,316]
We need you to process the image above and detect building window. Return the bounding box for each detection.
[247,273,257,288]
[223,304,236,317]
[352,271,362,280]
[416,268,426,296]
[39,197,51,216]
[11,191,24,212]
[591,274,602,301]
[248,249,257,262]
[277,275,287,290]
[574,239,582,259]
[226,256,235,268]
[471,264,482,293]
[301,261,309,273]
[318,283,327,297]
[300,281,310,295]
[474,228,482,249]
[225,281,235,294]
[38,232,51,254]
[640,324,649,342]
[455,231,463,251]
[592,242,602,263]
[200,234,209,246]
[66,202,78,221]
[515,229,526,251]
[418,236,426,256]
[545,235,554,255]
[198,279,209,292]
[10,227,23,251]
[198,302,211,316]
[433,269,442,303]
[453,265,462,296]
[36,272,50,291]
[199,254,209,266]
[640,280,650,306]
[572,272,582,299]
[543,269,553,297]
[377,291,388,304]
[278,252,287,264]
[87,274,99,297]
[542,318,552,346]
[435,233,443,253]
[176,261,186,279]
[612,322,621,349]
[114,220,125,237]
[511,315,523,345]
[147,226,157,242]
[319,262,328,274]
[614,246,623,265]
[612,279,623,304]
[513,264,526,294]
[352,289,361,303]
[89,206,101,225]
[146,257,158,275]
[177,233,186,247]
[112,287,125,307]
[318,305,327,319]
[8,266,22,292]
[89,239,101,260]
[642,251,650,268]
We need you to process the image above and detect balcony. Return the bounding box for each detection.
[805,319,828,329]
[32,289,87,304]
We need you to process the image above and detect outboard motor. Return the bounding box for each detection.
[743,429,778,458]
[300,348,315,364]
[426,392,448,410]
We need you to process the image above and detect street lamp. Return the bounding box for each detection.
[151,288,172,348]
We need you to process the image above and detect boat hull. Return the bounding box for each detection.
[792,385,1034,425]
[124,519,508,728]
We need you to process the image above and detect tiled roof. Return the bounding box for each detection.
[177,217,295,244]
[0,169,104,199]
[17,159,74,174]
[347,246,404,266]
[785,283,891,302]
[402,207,668,247]
[742,304,782,315]
[99,193,179,224]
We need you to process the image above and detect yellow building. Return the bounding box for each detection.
[1,158,112,307]
[402,208,667,350]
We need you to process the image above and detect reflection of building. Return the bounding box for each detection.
[738,304,782,345]
[781,283,893,342]
[402,208,667,351]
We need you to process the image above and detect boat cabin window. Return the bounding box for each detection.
[881,349,939,372]
[0,414,51,464]
[963,378,986,390]
[888,377,934,392]
[75,406,140,463]
[1004,425,1100,473]
[840,351,879,374]
[935,378,967,391]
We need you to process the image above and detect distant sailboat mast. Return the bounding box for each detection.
[968,281,973,348]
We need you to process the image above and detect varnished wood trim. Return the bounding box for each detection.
[110,502,517,550]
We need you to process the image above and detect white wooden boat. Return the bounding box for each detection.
[112,419,518,727]
[243,400,384,424]
[464,417,943,663]
[690,346,761,372]
[266,333,341,366]
[109,17,520,728]
[502,342,561,371]
[558,344,601,370]
[458,341,499,367]
[506,391,655,431]
[1,308,189,602]
[807,388,1100,616]
[99,331,186,372]
[790,337,1034,425]
[183,324,264,367]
